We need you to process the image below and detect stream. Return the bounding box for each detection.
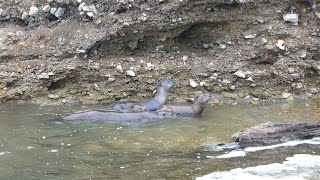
[0,100,319,179]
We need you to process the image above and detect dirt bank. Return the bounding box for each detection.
[0,0,319,105]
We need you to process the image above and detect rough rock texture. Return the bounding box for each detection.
[0,0,319,105]
[232,121,320,148]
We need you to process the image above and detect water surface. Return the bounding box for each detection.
[0,100,319,179]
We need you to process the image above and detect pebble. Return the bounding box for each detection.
[229,85,236,90]
[276,40,285,50]
[260,37,268,45]
[244,34,257,39]
[55,7,66,18]
[87,11,94,17]
[108,77,115,82]
[297,49,307,59]
[126,70,136,77]
[200,82,206,87]
[283,13,299,23]
[115,65,123,73]
[234,71,246,78]
[42,5,51,12]
[48,94,56,99]
[78,2,86,11]
[203,44,210,49]
[295,83,303,89]
[50,7,57,14]
[282,92,292,99]
[310,88,318,94]
[29,6,39,16]
[189,79,199,88]
[219,44,226,49]
[288,67,295,74]
[182,56,188,61]
[21,12,28,20]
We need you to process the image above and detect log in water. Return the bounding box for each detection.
[232,121,320,148]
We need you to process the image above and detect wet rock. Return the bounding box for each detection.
[55,7,66,18]
[189,79,199,88]
[283,13,299,23]
[250,90,271,99]
[199,142,239,152]
[234,71,246,78]
[115,65,123,73]
[126,70,136,77]
[282,92,292,99]
[29,6,39,16]
[221,91,237,99]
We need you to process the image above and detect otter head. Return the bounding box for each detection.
[158,79,175,92]
[192,93,213,116]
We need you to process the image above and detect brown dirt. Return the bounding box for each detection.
[0,0,319,105]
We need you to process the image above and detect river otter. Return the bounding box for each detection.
[110,79,175,111]
[158,93,212,116]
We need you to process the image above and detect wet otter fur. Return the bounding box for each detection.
[158,93,212,116]
[110,80,175,111]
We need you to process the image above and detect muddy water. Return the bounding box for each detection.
[0,100,319,179]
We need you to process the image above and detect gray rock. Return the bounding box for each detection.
[42,5,51,13]
[282,92,292,99]
[295,83,303,89]
[244,34,257,39]
[50,7,57,14]
[55,7,66,18]
[29,6,39,16]
[126,70,136,77]
[78,2,85,11]
[297,49,307,59]
[115,65,123,73]
[189,79,199,88]
[234,70,246,78]
[21,12,28,20]
[288,67,295,74]
[310,88,318,94]
[283,13,299,23]
[87,11,94,17]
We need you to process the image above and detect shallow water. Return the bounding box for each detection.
[0,100,319,179]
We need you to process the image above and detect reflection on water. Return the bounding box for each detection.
[0,100,319,179]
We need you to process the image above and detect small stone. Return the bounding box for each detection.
[306,93,313,97]
[244,34,257,39]
[295,83,303,89]
[297,49,307,59]
[189,79,199,88]
[288,67,295,74]
[29,6,39,16]
[82,6,90,11]
[310,88,318,94]
[203,44,210,49]
[219,44,226,49]
[126,70,136,77]
[234,71,246,78]
[21,12,28,20]
[42,5,51,12]
[115,65,123,73]
[78,2,86,11]
[283,13,299,23]
[200,82,206,87]
[182,56,188,61]
[246,77,254,82]
[48,94,56,99]
[276,40,285,50]
[61,99,67,103]
[282,92,292,99]
[146,63,154,70]
[221,91,237,99]
[229,85,236,90]
[55,7,66,17]
[108,77,115,82]
[50,7,57,14]
[260,37,268,45]
[87,11,94,17]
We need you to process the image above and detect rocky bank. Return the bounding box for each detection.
[0,0,319,105]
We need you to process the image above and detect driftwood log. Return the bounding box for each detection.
[232,121,320,148]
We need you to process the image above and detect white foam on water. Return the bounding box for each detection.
[207,137,320,159]
[0,151,10,156]
[197,154,320,180]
